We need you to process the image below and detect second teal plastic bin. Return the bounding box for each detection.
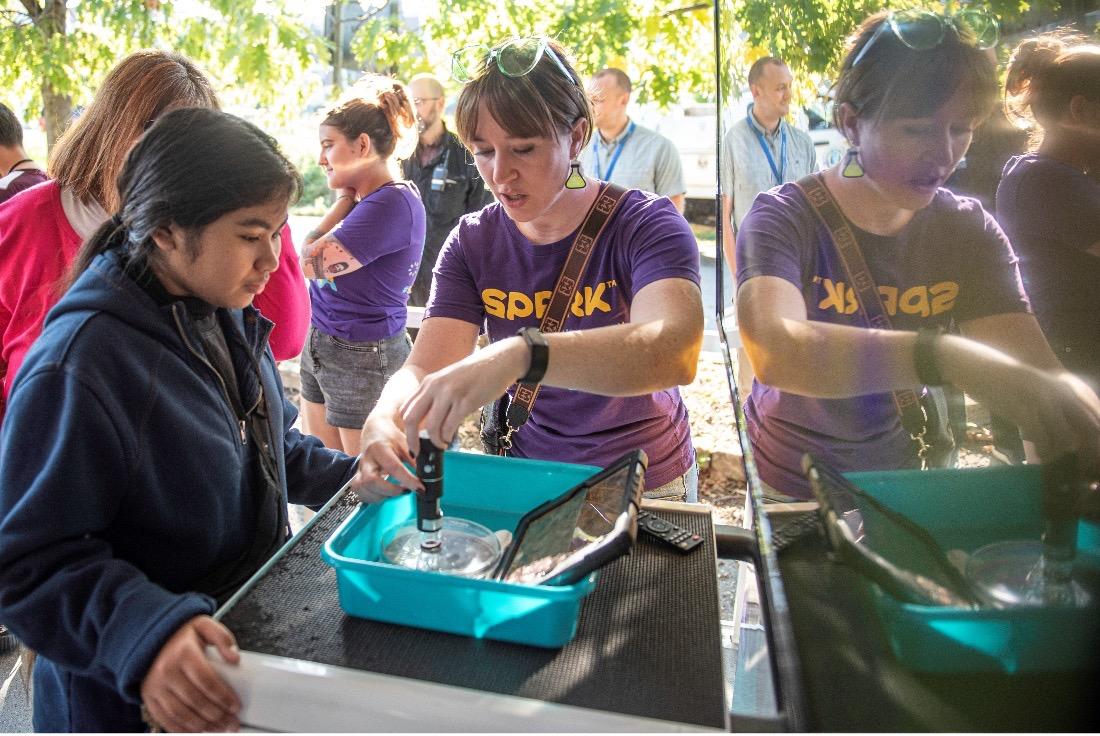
[847,464,1100,674]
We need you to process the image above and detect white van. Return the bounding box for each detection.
[645,102,846,223]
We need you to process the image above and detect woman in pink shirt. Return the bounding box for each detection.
[0,50,310,420]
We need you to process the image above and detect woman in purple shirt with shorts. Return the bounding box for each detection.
[300,76,426,454]
[350,38,704,502]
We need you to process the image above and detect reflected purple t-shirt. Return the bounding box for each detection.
[309,181,425,341]
[426,189,700,489]
[997,154,1100,384]
[736,184,1029,497]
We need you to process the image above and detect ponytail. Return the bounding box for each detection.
[1005,32,1100,147]
[322,75,417,163]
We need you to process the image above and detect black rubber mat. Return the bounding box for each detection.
[220,492,728,729]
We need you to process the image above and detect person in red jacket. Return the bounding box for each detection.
[0,50,310,421]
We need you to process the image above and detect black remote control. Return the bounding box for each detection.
[636,510,703,552]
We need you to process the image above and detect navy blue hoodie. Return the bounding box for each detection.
[0,249,357,731]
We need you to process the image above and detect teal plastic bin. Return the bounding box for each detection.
[322,451,602,648]
[846,464,1100,674]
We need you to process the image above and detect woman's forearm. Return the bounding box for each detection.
[531,318,702,396]
[304,195,355,244]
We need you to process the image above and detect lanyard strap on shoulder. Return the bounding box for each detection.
[748,116,787,186]
[593,122,636,181]
[504,183,629,432]
[792,174,926,437]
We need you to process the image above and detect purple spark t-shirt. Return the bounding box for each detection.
[737,184,1030,497]
[309,181,426,342]
[426,189,700,489]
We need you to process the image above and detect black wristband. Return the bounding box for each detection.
[914,328,945,387]
[517,327,549,385]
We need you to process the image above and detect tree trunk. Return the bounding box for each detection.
[332,0,344,95]
[42,87,72,151]
[35,0,72,151]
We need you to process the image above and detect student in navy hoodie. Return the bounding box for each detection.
[0,108,358,732]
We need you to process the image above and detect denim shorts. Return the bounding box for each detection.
[643,462,700,504]
[299,326,411,429]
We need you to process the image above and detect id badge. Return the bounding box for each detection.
[430,161,448,191]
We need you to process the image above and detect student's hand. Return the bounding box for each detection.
[400,336,527,454]
[140,615,241,733]
[352,412,423,502]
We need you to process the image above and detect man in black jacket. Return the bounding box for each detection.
[401,73,493,307]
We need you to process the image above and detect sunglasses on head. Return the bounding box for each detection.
[851,8,999,67]
[451,36,579,87]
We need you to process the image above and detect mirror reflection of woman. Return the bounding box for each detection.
[352,38,704,503]
[736,11,1100,498]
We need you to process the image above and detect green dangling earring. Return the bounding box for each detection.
[842,146,864,178]
[564,160,586,189]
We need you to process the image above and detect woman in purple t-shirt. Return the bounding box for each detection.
[350,38,704,501]
[299,76,426,454]
[736,11,1100,498]
[998,33,1100,388]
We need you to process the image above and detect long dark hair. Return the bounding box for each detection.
[69,108,301,287]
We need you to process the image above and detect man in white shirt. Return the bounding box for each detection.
[720,57,817,399]
[582,68,686,213]
[720,57,817,270]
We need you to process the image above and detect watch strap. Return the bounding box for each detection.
[516,327,549,385]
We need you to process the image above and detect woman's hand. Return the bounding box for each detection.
[400,337,527,454]
[140,615,241,733]
[942,334,1100,472]
[351,412,422,502]
[1012,371,1100,472]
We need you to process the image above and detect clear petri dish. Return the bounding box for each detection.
[966,539,1090,607]
[382,516,502,578]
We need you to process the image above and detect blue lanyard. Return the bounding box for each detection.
[593,121,636,181]
[748,113,787,187]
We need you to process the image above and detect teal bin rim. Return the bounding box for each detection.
[840,464,1100,674]
[321,503,599,598]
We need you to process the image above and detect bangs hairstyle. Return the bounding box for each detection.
[48,50,219,213]
[455,39,591,148]
[322,75,417,163]
[833,11,999,131]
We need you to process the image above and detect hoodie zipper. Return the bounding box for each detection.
[172,305,249,446]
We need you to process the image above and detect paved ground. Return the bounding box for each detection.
[0,646,31,732]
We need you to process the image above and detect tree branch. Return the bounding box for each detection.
[18,0,42,18]
[0,9,32,25]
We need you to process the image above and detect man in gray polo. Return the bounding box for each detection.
[582,68,685,212]
[721,57,816,398]
[720,56,816,270]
